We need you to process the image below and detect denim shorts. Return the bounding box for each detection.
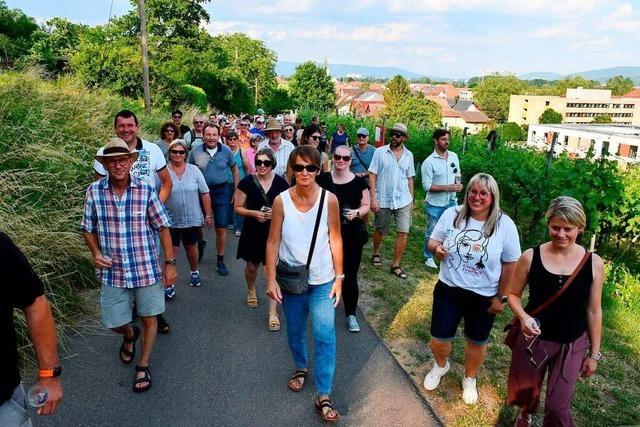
[100,281,165,328]
[209,183,232,228]
[0,383,31,427]
[429,280,496,344]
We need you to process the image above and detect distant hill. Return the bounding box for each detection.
[277,61,426,80]
[519,66,640,84]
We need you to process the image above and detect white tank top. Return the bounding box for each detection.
[279,188,335,285]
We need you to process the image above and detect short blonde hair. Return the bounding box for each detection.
[545,196,586,229]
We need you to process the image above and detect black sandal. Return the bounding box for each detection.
[133,365,152,393]
[287,369,307,392]
[315,397,340,422]
[119,325,140,364]
[371,254,382,267]
[390,265,408,279]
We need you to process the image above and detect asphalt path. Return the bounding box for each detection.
[33,229,438,426]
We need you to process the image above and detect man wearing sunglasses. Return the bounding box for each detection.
[421,129,463,269]
[368,123,415,279]
[184,114,206,149]
[350,127,376,182]
[171,109,190,138]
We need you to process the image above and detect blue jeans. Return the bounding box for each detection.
[282,280,336,395]
[423,201,456,260]
[0,383,31,427]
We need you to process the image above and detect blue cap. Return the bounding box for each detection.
[356,127,369,136]
[256,108,265,115]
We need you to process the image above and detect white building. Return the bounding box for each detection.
[527,124,640,167]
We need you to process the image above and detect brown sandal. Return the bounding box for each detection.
[247,290,258,308]
[371,254,382,266]
[268,313,280,331]
[287,369,307,392]
[315,397,340,422]
[390,265,408,279]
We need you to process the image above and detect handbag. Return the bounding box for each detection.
[276,189,326,295]
[504,250,591,349]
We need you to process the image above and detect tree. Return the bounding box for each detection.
[536,76,600,96]
[538,108,563,124]
[473,75,528,122]
[262,87,294,115]
[0,1,39,64]
[501,122,524,141]
[606,75,634,96]
[383,75,412,117]
[26,18,87,71]
[391,93,442,129]
[592,114,613,124]
[288,61,336,111]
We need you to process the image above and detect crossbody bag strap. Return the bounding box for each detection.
[252,174,271,207]
[529,249,591,317]
[352,146,365,167]
[305,189,326,269]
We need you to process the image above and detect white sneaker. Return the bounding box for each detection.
[461,376,478,404]
[423,360,450,390]
[424,258,438,269]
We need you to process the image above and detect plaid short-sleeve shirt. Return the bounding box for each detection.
[81,176,172,288]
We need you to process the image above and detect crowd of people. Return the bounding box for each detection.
[1,108,604,427]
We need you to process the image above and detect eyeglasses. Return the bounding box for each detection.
[255,159,273,167]
[333,154,351,161]
[390,132,404,138]
[469,188,491,200]
[357,134,367,138]
[525,335,549,368]
[292,164,320,173]
[284,128,294,132]
[170,150,186,155]
[309,135,321,141]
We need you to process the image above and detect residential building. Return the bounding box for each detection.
[509,88,640,126]
[426,96,490,134]
[526,124,640,167]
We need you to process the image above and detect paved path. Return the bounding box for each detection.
[34,229,438,426]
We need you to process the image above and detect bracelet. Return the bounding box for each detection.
[206,214,213,218]
[336,273,345,279]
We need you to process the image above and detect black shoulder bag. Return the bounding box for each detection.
[252,174,271,207]
[276,189,326,295]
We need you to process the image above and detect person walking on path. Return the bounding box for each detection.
[265,145,344,423]
[164,139,213,296]
[235,148,289,331]
[171,109,190,138]
[258,119,295,179]
[189,122,239,276]
[368,123,415,279]
[82,138,177,393]
[94,109,173,333]
[350,127,376,184]
[317,145,370,333]
[0,232,63,426]
[184,114,205,150]
[328,123,349,154]
[423,173,521,405]
[298,124,330,173]
[421,129,463,269]
[155,121,180,158]
[226,131,250,237]
[506,196,604,427]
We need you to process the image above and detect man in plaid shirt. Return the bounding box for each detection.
[81,138,177,393]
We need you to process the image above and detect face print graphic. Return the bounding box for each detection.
[445,229,489,272]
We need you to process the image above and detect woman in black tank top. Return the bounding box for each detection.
[505,196,605,427]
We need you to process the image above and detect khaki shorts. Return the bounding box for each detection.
[374,204,412,234]
[100,281,165,328]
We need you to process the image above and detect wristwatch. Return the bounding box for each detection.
[39,365,62,379]
[164,259,177,266]
[589,351,602,361]
[499,295,508,304]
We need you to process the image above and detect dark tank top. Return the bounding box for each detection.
[525,246,592,343]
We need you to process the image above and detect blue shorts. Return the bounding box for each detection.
[209,183,232,228]
[429,280,496,345]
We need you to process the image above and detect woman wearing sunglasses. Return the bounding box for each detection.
[298,124,330,173]
[317,145,370,333]
[164,140,213,296]
[506,196,604,427]
[424,173,521,405]
[265,145,343,423]
[235,148,289,330]
[155,121,180,158]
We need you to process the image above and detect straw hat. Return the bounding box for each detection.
[389,123,409,137]
[94,138,139,163]
[264,118,283,132]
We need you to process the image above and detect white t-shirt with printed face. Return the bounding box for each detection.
[94,138,167,188]
[430,206,521,297]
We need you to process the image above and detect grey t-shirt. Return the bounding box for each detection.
[165,164,209,228]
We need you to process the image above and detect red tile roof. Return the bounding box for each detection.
[624,88,640,98]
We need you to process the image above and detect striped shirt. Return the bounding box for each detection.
[81,176,172,289]
[368,144,415,209]
[258,138,295,177]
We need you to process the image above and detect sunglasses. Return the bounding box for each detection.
[255,159,273,167]
[525,335,549,368]
[165,129,175,133]
[284,128,294,132]
[292,164,320,173]
[357,134,367,138]
[309,135,322,141]
[333,154,351,161]
[194,121,204,124]
[451,163,458,174]
[172,115,182,119]
[390,132,404,138]
[170,150,186,155]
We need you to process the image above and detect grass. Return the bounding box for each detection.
[358,188,640,426]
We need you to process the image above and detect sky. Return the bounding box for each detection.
[9,0,640,79]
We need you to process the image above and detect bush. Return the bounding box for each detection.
[176,84,208,112]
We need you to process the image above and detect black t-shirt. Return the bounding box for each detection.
[0,232,44,404]
[179,125,191,139]
[316,172,367,231]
